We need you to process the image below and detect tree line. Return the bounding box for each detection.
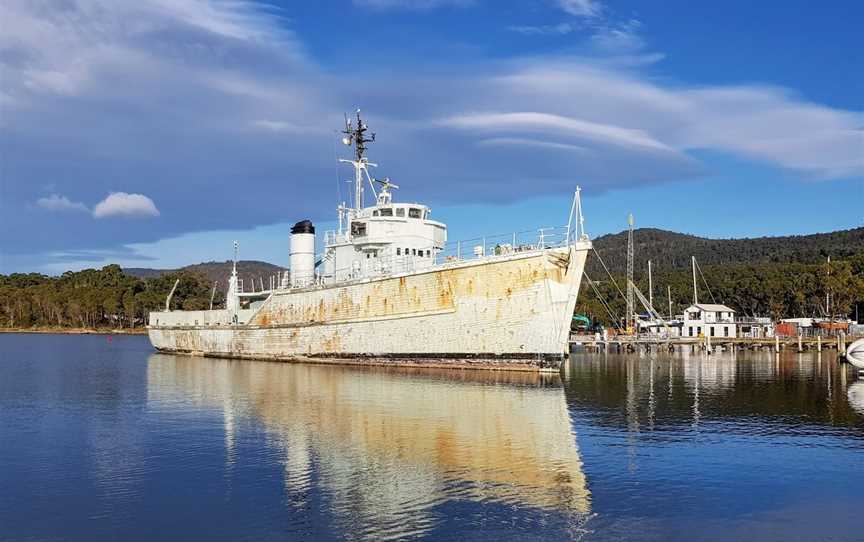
[2,248,862,331]
[0,264,220,330]
[576,252,864,328]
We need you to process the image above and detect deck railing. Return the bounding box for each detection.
[290,225,583,291]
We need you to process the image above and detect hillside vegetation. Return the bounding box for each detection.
[125,260,282,293]
[0,265,217,330]
[577,227,864,327]
[588,227,864,276]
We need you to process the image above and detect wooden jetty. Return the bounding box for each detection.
[570,334,861,355]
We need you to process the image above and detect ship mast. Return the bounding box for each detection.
[339,109,376,212]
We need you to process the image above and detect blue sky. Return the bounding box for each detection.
[0,0,862,273]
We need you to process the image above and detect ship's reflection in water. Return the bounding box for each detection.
[561,350,864,541]
[146,355,592,540]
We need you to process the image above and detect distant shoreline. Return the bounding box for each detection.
[0,327,147,335]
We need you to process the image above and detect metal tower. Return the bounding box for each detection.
[626,213,635,333]
[340,109,376,211]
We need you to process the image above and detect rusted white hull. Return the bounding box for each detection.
[147,242,589,370]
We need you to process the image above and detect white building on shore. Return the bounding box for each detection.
[683,303,737,339]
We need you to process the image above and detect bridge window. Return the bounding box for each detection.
[409,208,422,219]
[351,222,366,237]
[380,207,393,217]
[396,208,405,217]
[373,210,379,216]
[396,248,401,255]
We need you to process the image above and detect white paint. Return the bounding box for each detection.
[148,243,590,367]
[290,232,315,287]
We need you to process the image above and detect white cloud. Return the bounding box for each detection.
[353,0,474,9]
[509,22,576,36]
[477,137,589,153]
[511,4,644,56]
[557,0,602,18]
[441,111,674,152]
[487,65,864,177]
[249,119,326,134]
[590,19,645,53]
[36,194,89,212]
[92,193,160,219]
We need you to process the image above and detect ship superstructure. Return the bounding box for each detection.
[148,111,592,370]
[319,111,447,285]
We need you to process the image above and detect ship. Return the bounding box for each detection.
[147,111,592,370]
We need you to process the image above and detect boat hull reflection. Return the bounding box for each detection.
[147,354,590,538]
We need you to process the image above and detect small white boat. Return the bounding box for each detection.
[846,338,864,370]
[848,381,864,416]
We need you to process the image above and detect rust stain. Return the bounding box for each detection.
[243,251,561,329]
[321,332,342,353]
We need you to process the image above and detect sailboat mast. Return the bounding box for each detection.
[826,256,831,319]
[626,214,635,332]
[691,256,698,305]
[648,260,653,309]
[668,285,672,320]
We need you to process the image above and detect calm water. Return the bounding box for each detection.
[1,334,862,541]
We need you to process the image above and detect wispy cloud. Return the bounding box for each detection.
[510,1,644,56]
[441,111,673,152]
[557,0,602,18]
[92,193,160,219]
[36,194,89,213]
[353,0,474,10]
[476,137,589,153]
[590,19,645,53]
[508,22,577,36]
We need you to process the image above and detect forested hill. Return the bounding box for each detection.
[125,260,282,292]
[589,227,864,279]
[578,227,864,323]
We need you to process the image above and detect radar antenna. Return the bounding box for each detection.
[374,177,399,205]
[340,109,377,211]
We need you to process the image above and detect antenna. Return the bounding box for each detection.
[374,177,399,205]
[339,109,377,211]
